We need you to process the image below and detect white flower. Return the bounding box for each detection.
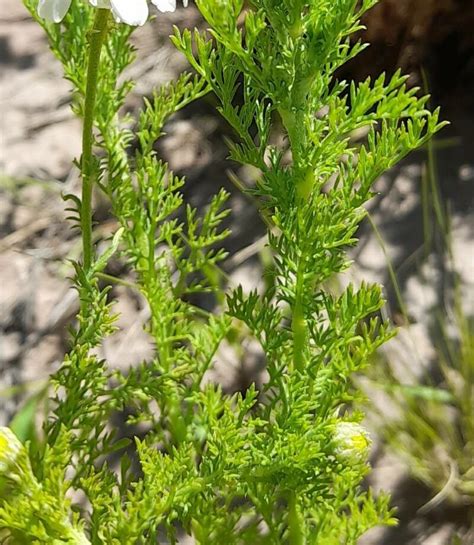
[37,0,187,26]
[333,421,371,461]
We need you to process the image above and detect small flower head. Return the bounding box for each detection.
[37,0,187,26]
[0,427,23,475]
[0,427,39,491]
[333,421,371,462]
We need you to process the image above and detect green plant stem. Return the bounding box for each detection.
[292,258,307,373]
[278,106,312,373]
[288,491,306,545]
[81,9,110,271]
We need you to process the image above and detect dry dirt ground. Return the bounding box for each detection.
[1,1,473,544]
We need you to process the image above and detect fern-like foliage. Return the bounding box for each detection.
[1,0,445,543]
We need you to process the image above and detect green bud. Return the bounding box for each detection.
[0,427,24,480]
[334,422,371,462]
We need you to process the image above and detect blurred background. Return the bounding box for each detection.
[0,1,473,543]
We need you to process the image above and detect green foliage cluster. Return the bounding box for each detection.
[2,0,444,543]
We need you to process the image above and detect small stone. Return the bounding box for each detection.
[0,332,22,363]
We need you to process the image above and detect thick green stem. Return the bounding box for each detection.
[288,491,306,545]
[278,106,312,373]
[81,9,110,271]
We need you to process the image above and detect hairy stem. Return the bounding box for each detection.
[81,9,110,271]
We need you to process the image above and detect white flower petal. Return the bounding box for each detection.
[110,0,149,25]
[152,0,177,13]
[37,0,72,23]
